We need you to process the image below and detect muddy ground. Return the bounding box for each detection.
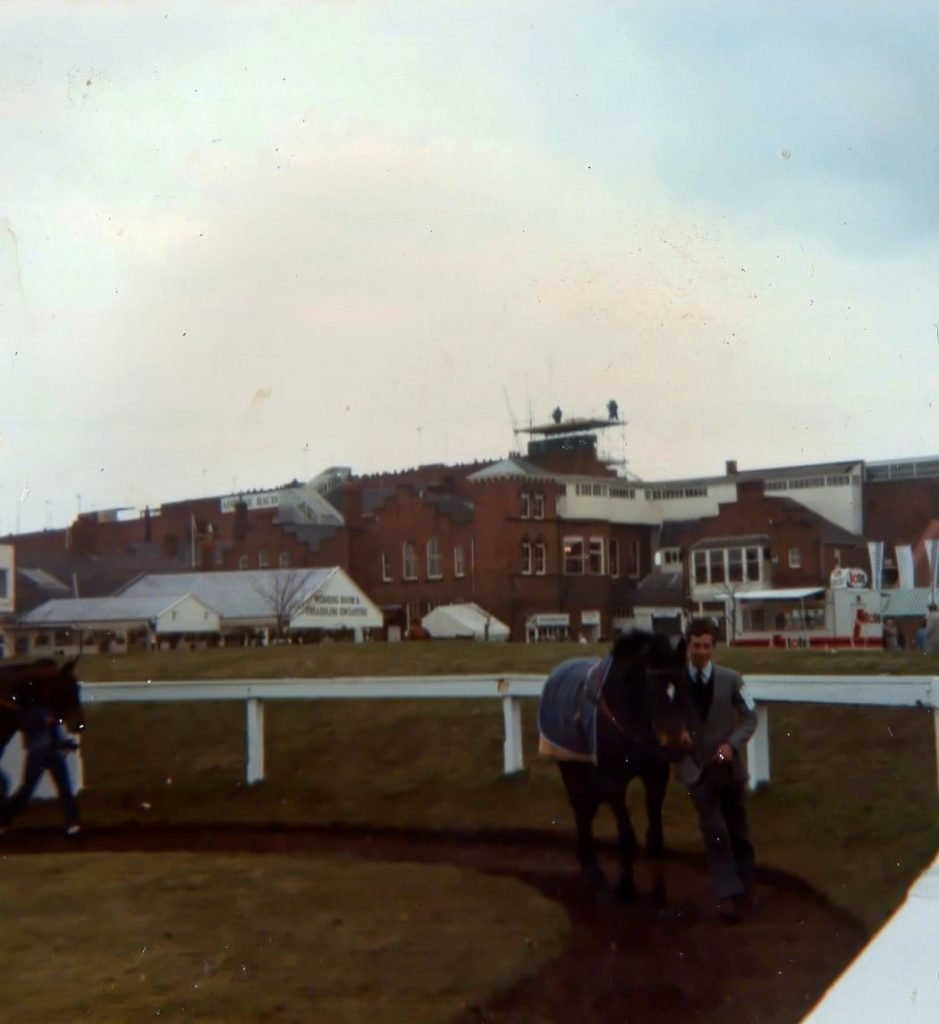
[4,823,866,1023]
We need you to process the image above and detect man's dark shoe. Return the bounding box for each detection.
[717,899,741,924]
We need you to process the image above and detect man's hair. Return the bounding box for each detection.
[686,617,718,641]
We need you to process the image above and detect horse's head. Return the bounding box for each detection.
[34,657,85,734]
[608,630,692,760]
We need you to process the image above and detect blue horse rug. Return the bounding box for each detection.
[537,656,612,763]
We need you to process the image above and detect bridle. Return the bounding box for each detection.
[592,658,679,748]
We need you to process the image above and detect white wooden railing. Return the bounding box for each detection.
[74,673,939,793]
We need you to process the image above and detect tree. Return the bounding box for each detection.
[251,570,315,639]
[717,580,746,644]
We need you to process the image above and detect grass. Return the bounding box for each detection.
[0,853,568,1023]
[67,639,939,681]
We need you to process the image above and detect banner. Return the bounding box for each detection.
[867,541,884,591]
[895,545,915,589]
[926,538,939,594]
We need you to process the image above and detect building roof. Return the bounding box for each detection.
[118,568,340,622]
[20,594,206,625]
[881,589,938,618]
[467,457,557,482]
[736,588,826,601]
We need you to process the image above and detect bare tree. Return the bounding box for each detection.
[717,580,746,644]
[251,570,315,639]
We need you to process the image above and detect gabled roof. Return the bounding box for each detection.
[16,568,71,594]
[119,568,339,621]
[467,457,556,482]
[881,589,937,618]
[20,594,206,625]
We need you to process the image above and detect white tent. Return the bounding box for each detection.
[421,603,509,641]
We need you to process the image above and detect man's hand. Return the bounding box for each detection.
[714,742,735,763]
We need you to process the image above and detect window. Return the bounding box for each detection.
[453,544,465,578]
[609,540,620,578]
[728,548,743,582]
[520,541,532,575]
[532,493,545,519]
[693,546,763,586]
[694,550,708,585]
[0,569,8,598]
[279,551,291,568]
[745,547,761,581]
[563,537,584,575]
[403,542,418,580]
[238,554,249,570]
[426,537,442,579]
[588,538,605,575]
[520,491,531,519]
[381,552,393,582]
[534,541,546,575]
[258,550,269,568]
[788,547,802,569]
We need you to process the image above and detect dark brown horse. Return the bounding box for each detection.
[538,631,691,904]
[0,657,85,758]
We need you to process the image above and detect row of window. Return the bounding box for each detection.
[519,491,545,519]
[765,474,853,491]
[382,537,635,582]
[692,545,804,585]
[693,546,764,585]
[385,540,465,583]
[571,483,638,499]
[232,552,291,570]
[645,486,708,500]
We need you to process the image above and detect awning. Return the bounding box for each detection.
[737,588,825,601]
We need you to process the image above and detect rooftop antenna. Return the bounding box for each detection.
[502,387,521,453]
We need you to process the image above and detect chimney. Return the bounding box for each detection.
[726,460,738,475]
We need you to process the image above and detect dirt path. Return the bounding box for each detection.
[5,823,866,1023]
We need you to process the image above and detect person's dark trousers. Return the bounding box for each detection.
[3,713,80,829]
[688,764,755,901]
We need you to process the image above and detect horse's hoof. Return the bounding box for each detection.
[614,881,637,904]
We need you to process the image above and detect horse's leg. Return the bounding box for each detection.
[606,769,638,903]
[559,762,606,889]
[642,761,671,906]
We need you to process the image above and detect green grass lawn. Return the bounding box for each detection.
[0,852,567,1024]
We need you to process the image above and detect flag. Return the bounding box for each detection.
[867,541,884,591]
[926,539,939,593]
[895,545,915,589]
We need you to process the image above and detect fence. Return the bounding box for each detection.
[72,673,939,793]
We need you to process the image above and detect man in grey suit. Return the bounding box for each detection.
[675,618,758,923]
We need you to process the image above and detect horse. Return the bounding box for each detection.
[538,630,691,905]
[0,657,85,774]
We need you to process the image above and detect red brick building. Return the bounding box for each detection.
[4,421,938,643]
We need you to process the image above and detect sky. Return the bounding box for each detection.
[2,1,938,534]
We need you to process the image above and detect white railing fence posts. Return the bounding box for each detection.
[246,698,265,784]
[747,703,771,791]
[501,695,524,775]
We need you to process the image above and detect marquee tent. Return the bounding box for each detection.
[421,603,509,641]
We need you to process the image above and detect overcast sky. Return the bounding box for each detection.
[2,2,937,533]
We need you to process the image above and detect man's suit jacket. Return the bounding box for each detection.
[674,663,758,787]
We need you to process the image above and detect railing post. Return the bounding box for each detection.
[246,698,265,784]
[501,695,524,775]
[932,678,939,798]
[747,702,771,791]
